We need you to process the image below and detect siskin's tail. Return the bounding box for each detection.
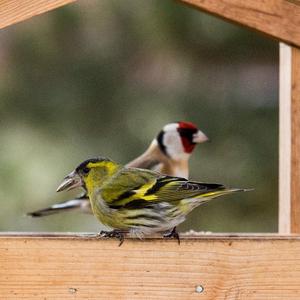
[199,187,252,199]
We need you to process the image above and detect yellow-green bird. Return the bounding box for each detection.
[57,157,247,245]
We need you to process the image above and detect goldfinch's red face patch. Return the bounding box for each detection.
[156,122,208,160]
[177,122,198,153]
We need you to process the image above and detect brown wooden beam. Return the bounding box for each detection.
[179,0,300,48]
[1,234,300,299]
[291,47,300,232]
[0,0,76,30]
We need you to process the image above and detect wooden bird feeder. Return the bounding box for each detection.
[0,0,300,299]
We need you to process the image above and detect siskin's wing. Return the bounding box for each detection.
[100,167,232,209]
[100,167,161,205]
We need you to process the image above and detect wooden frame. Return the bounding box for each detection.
[1,0,300,298]
[1,233,300,299]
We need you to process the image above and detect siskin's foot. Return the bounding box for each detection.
[98,230,125,246]
[163,227,180,245]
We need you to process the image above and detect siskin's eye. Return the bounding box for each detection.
[82,167,90,175]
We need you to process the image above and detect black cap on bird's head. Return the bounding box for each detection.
[75,157,112,173]
[56,157,115,193]
[155,121,209,160]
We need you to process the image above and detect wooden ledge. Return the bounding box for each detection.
[1,233,300,299]
[1,231,300,240]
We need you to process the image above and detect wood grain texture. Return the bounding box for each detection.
[1,234,300,299]
[179,0,300,48]
[279,43,292,233]
[0,0,76,30]
[291,47,300,233]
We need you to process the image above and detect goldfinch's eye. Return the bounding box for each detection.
[82,167,90,175]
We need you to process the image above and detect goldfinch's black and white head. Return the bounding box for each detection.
[154,121,208,161]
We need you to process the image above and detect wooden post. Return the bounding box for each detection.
[291,47,300,233]
[279,43,292,233]
[279,45,300,233]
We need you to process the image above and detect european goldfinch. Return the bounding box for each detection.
[56,157,247,245]
[127,121,208,178]
[28,121,208,217]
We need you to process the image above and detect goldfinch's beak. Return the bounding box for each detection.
[192,130,209,143]
[56,170,82,192]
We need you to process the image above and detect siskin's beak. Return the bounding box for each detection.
[56,170,82,192]
[192,130,209,144]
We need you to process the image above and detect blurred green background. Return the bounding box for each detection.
[0,0,278,232]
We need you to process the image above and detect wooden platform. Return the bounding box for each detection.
[1,233,300,299]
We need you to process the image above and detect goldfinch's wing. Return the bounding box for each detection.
[100,168,231,209]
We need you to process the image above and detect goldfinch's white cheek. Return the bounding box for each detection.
[164,131,189,161]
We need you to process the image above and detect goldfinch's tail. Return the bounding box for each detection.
[27,206,70,217]
[27,197,91,217]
